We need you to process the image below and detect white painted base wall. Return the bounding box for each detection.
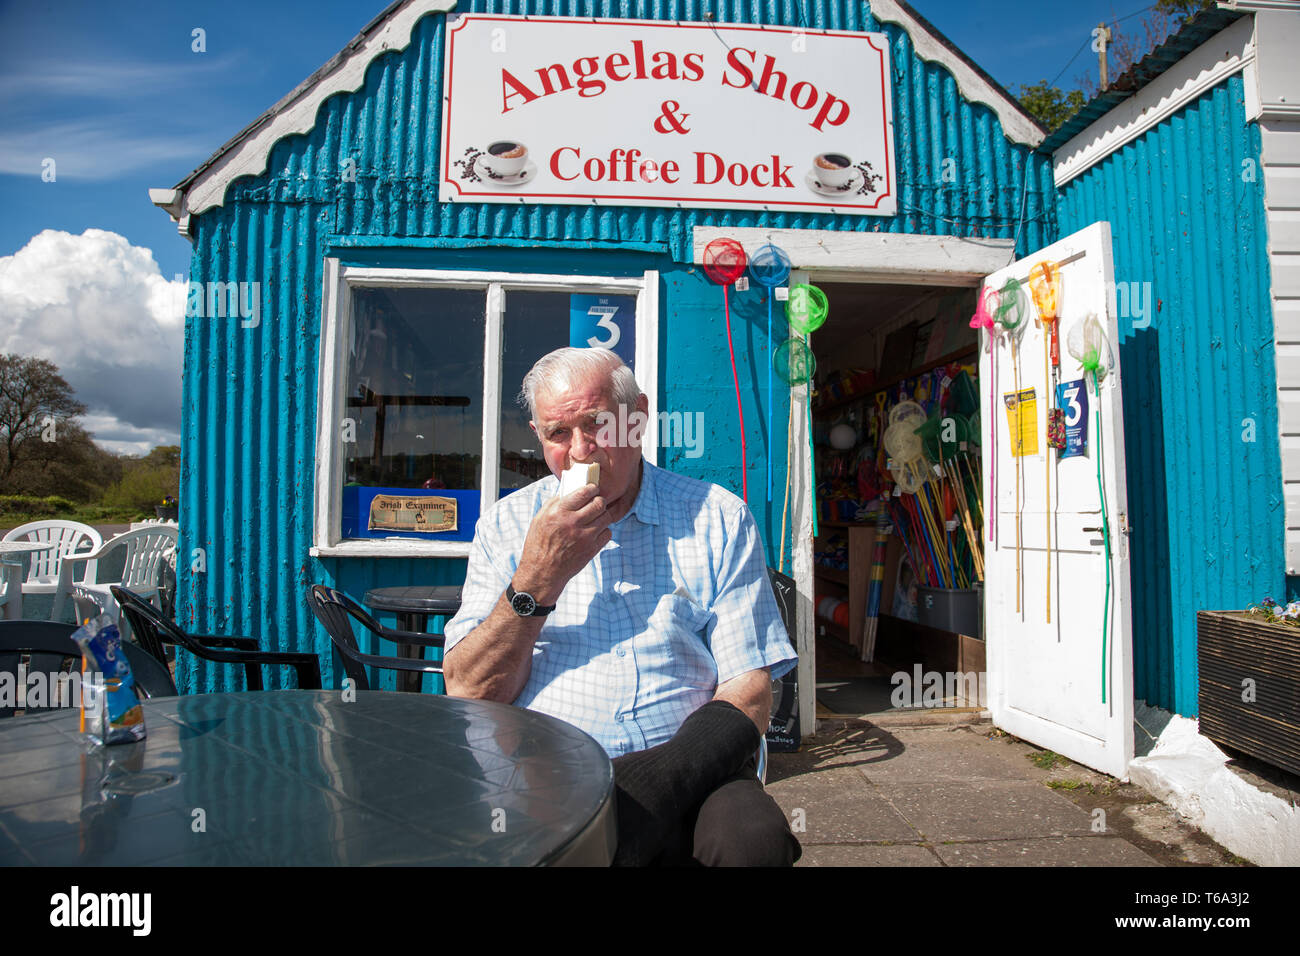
[1128,700,1300,867]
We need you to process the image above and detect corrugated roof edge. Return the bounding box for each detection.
[1038,5,1247,155]
[173,0,409,193]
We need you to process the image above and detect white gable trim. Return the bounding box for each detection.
[1051,16,1256,188]
[162,0,456,228]
[869,0,1044,148]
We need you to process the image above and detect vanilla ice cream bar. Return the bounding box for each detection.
[558,461,600,496]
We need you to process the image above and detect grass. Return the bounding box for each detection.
[1047,778,1085,791]
[0,506,147,530]
[1028,749,1070,770]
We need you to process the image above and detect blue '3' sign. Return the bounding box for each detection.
[569,293,636,370]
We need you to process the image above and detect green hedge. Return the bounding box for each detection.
[0,495,78,517]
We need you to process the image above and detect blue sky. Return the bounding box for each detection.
[0,0,1169,451]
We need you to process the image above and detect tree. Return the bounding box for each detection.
[1017,81,1086,133]
[1076,0,1215,97]
[0,354,87,491]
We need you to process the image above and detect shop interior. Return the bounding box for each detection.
[806,281,986,718]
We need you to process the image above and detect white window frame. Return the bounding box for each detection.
[312,260,660,558]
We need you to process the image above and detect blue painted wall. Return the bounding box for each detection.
[176,0,1055,693]
[1056,73,1282,717]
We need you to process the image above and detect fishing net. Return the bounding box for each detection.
[748,243,792,289]
[786,283,828,334]
[702,238,748,285]
[774,337,816,385]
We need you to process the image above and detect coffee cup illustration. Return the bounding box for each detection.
[482,140,529,178]
[812,152,854,189]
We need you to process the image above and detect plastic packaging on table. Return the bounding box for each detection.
[74,614,146,746]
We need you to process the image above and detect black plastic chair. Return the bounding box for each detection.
[306,584,445,691]
[110,586,322,690]
[0,620,176,718]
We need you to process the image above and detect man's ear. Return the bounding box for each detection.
[636,393,649,416]
[529,420,538,436]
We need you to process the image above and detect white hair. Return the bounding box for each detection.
[519,347,642,421]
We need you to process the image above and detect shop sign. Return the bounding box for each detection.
[367,495,458,534]
[440,15,896,216]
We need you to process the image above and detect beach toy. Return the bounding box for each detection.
[786,283,828,335]
[1068,312,1115,702]
[750,244,793,502]
[704,238,750,502]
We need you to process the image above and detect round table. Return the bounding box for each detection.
[0,541,60,621]
[363,586,462,693]
[0,690,615,866]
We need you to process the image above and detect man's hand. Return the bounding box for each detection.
[512,483,612,604]
[444,484,612,704]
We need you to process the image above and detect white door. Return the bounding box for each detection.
[979,221,1135,779]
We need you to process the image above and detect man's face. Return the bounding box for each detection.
[530,370,647,518]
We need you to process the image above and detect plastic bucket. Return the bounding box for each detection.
[916,586,981,637]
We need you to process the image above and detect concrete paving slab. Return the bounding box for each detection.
[873,781,1100,842]
[765,766,919,844]
[932,836,1159,866]
[853,726,1048,784]
[797,843,939,867]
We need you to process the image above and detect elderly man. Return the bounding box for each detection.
[443,346,799,866]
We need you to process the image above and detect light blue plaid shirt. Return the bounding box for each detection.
[444,460,796,757]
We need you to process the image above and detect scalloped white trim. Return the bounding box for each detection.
[178,0,457,222]
[869,0,1044,147]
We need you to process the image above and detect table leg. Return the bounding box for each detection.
[396,612,428,693]
[1,559,23,621]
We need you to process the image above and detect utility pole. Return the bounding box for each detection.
[1097,22,1112,91]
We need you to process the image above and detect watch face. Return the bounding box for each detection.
[511,591,537,616]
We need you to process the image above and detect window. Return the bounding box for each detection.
[314,262,659,557]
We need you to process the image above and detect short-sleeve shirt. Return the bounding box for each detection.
[443,460,797,757]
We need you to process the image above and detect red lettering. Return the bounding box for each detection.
[811,94,850,131]
[550,147,580,181]
[584,157,606,180]
[695,152,725,185]
[756,55,787,99]
[605,52,631,81]
[501,68,540,113]
[682,52,705,82]
[638,159,659,182]
[660,160,680,183]
[789,80,817,111]
[650,51,679,80]
[771,155,793,188]
[535,63,572,96]
[631,39,648,79]
[722,48,755,89]
[727,163,748,187]
[752,163,768,188]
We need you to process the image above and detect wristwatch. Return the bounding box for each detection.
[506,583,556,618]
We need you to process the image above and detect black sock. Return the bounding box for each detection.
[610,700,761,867]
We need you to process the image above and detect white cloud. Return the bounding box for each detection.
[0,229,183,452]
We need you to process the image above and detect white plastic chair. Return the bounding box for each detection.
[57,526,178,638]
[2,520,103,621]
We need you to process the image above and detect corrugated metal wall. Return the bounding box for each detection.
[1057,73,1283,717]
[177,0,1056,693]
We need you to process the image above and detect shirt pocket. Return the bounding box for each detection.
[645,593,715,665]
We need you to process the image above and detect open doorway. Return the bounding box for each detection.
[806,280,987,719]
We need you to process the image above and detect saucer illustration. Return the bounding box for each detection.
[474,156,537,187]
[805,168,864,198]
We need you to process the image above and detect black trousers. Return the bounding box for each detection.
[634,757,802,867]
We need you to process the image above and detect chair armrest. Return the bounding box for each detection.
[192,634,260,651]
[347,650,445,675]
[173,643,322,691]
[377,626,447,648]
